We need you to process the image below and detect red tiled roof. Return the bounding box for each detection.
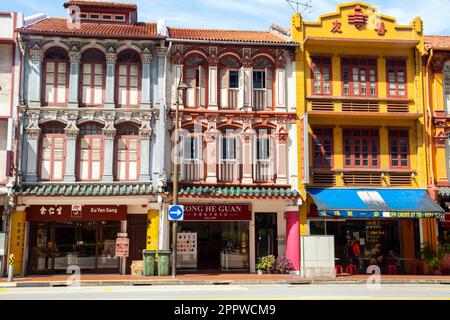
[425,35,450,50]
[18,18,163,40]
[168,28,293,44]
[63,1,137,10]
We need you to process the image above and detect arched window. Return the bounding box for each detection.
[219,128,240,182]
[78,123,103,181]
[185,54,207,108]
[115,124,140,181]
[444,62,450,114]
[252,57,274,110]
[80,49,105,106]
[181,128,203,181]
[116,50,141,107]
[219,55,241,109]
[255,128,275,183]
[43,47,69,105]
[39,122,66,181]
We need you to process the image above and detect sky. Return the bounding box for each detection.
[1,0,450,35]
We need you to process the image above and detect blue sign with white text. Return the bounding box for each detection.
[168,205,184,221]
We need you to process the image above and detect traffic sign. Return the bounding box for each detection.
[168,205,184,221]
[8,255,15,266]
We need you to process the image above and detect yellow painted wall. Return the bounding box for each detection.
[9,211,26,275]
[146,210,159,251]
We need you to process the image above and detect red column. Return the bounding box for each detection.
[285,207,300,271]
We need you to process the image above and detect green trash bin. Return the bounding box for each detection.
[157,250,172,276]
[142,250,156,276]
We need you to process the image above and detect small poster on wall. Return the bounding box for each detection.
[115,237,130,258]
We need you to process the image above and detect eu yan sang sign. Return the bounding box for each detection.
[26,205,127,221]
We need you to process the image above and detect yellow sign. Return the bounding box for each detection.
[8,255,15,265]
[9,211,26,275]
[146,210,159,250]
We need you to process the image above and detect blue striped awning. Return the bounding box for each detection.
[308,188,444,218]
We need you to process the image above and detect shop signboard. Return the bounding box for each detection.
[183,204,251,221]
[26,205,127,221]
[115,236,129,258]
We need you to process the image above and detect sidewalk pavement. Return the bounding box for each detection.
[1,273,450,287]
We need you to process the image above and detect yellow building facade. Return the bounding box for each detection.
[292,2,442,274]
[423,35,450,251]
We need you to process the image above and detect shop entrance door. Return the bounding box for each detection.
[126,215,147,274]
[255,213,278,262]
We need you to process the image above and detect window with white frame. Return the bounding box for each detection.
[40,123,66,181]
[116,124,140,181]
[256,128,271,160]
[81,49,105,106]
[43,48,69,105]
[444,63,450,114]
[78,123,103,181]
[116,50,141,107]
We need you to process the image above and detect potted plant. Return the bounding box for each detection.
[261,255,276,273]
[420,243,449,275]
[275,256,294,274]
[256,257,265,275]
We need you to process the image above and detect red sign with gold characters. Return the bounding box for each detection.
[182,204,251,221]
[26,205,127,221]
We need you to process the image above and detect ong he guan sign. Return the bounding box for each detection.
[183,204,251,221]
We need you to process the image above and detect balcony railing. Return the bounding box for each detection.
[255,159,274,182]
[218,159,239,182]
[253,89,266,111]
[229,89,238,109]
[183,159,202,181]
[306,96,415,114]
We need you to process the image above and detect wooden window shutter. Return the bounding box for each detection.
[220,69,228,108]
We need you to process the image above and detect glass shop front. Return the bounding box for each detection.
[175,204,251,272]
[26,205,126,274]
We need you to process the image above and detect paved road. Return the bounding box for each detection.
[0,284,450,300]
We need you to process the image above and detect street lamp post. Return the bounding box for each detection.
[172,81,189,278]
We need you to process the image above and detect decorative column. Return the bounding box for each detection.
[205,116,219,183]
[275,119,289,184]
[24,111,41,182]
[241,116,255,184]
[152,47,168,184]
[172,46,184,108]
[208,48,218,110]
[240,49,253,111]
[140,113,153,182]
[285,206,300,272]
[101,112,116,182]
[63,112,79,182]
[140,48,153,109]
[28,44,44,108]
[105,48,117,109]
[275,50,286,112]
[68,47,81,108]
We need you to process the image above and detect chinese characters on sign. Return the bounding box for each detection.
[115,236,130,258]
[26,205,127,221]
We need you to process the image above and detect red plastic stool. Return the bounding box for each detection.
[412,264,422,275]
[388,264,397,275]
[346,264,358,275]
[335,265,343,275]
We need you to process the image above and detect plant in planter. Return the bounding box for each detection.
[256,257,265,275]
[420,243,449,274]
[275,256,294,274]
[261,255,276,273]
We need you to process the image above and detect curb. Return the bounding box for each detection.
[1,278,450,288]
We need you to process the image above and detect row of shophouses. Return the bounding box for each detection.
[1,0,450,276]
